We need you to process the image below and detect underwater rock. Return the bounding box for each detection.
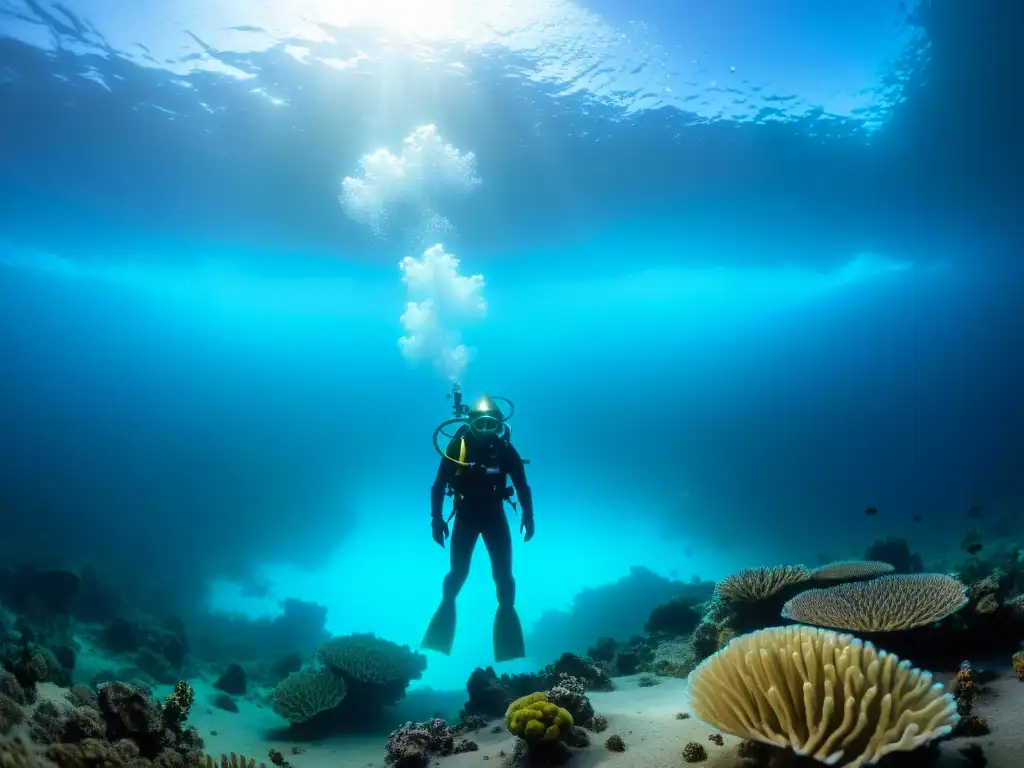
[213,662,248,696]
[585,636,618,663]
[212,693,240,713]
[135,647,178,684]
[102,617,141,654]
[863,537,923,574]
[612,649,640,675]
[2,567,81,616]
[644,595,702,636]
[464,666,511,719]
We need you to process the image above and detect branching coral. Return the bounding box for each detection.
[715,566,810,602]
[271,668,347,725]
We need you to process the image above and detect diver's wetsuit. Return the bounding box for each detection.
[423,428,534,660]
[430,431,533,609]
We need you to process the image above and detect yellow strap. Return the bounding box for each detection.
[455,437,467,475]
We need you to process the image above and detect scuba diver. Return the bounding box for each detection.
[421,384,534,662]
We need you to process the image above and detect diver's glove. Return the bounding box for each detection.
[520,513,535,543]
[431,515,450,548]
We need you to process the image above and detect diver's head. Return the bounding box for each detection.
[467,394,505,440]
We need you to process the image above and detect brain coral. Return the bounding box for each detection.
[687,625,958,768]
[809,560,895,581]
[505,692,574,743]
[715,565,811,602]
[271,668,347,724]
[781,573,968,632]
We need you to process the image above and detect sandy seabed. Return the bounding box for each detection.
[179,672,1023,768]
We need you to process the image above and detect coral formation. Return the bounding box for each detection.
[1012,650,1024,679]
[951,661,991,737]
[686,625,958,767]
[603,734,624,751]
[271,668,347,724]
[318,633,425,686]
[384,718,478,767]
[544,674,593,724]
[504,693,573,743]
[269,632,426,732]
[682,741,707,762]
[808,560,895,581]
[714,565,810,602]
[780,573,969,631]
[205,753,268,768]
[461,653,609,722]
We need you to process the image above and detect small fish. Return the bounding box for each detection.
[864,507,878,516]
[912,514,922,523]
[967,505,983,519]
[965,542,983,555]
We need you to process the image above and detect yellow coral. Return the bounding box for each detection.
[1012,651,1024,680]
[505,692,573,743]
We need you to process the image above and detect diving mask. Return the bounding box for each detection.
[467,395,504,437]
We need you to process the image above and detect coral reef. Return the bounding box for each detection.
[687,625,958,767]
[544,675,593,725]
[524,566,713,662]
[682,741,707,762]
[505,693,573,743]
[1012,650,1024,679]
[807,560,895,581]
[714,566,810,602]
[271,668,347,724]
[384,718,478,767]
[502,693,577,768]
[461,653,609,722]
[603,734,624,752]
[270,632,426,734]
[951,661,991,737]
[780,573,969,631]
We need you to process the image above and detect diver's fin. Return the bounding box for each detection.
[421,600,456,655]
[493,604,526,662]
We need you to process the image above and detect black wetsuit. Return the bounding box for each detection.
[430,430,534,611]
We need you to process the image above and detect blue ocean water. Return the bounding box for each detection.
[0,0,1021,703]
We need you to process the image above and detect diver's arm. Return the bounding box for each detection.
[431,455,452,520]
[505,444,534,518]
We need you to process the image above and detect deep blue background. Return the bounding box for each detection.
[0,0,1021,629]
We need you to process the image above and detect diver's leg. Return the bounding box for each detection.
[482,510,525,661]
[481,510,515,607]
[443,514,479,601]
[422,513,480,655]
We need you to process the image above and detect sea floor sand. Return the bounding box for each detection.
[106,670,1024,768]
